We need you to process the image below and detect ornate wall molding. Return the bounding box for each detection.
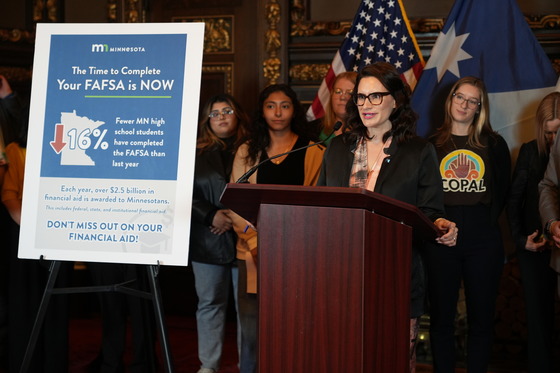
[202,63,234,94]
[106,0,145,23]
[526,14,560,29]
[108,0,118,22]
[408,18,446,34]
[290,0,350,37]
[289,63,329,81]
[0,29,35,44]
[409,14,560,33]
[173,16,234,54]
[34,0,59,22]
[291,20,351,37]
[125,0,141,22]
[263,0,282,85]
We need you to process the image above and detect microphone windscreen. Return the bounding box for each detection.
[334,121,342,131]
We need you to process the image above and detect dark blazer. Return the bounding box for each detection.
[507,140,547,249]
[318,134,446,221]
[190,147,236,264]
[317,133,446,318]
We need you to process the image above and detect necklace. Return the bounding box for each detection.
[271,134,297,164]
[450,134,466,151]
[368,138,389,174]
[450,136,457,150]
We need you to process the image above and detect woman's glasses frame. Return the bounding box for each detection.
[333,88,354,98]
[452,93,480,109]
[353,92,391,106]
[209,108,235,118]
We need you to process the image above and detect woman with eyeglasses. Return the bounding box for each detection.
[511,92,560,373]
[229,84,325,373]
[426,76,511,373]
[317,62,457,372]
[311,72,357,144]
[190,93,249,373]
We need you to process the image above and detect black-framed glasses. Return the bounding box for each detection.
[452,93,480,109]
[333,88,353,97]
[209,108,234,118]
[353,92,391,106]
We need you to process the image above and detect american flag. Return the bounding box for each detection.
[307,0,425,121]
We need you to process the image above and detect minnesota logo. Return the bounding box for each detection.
[440,150,486,193]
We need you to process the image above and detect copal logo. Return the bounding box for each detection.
[440,149,486,193]
[91,44,109,52]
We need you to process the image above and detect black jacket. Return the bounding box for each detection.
[318,134,445,221]
[317,133,446,318]
[189,147,236,264]
[507,140,547,249]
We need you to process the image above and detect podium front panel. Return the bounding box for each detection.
[257,203,411,373]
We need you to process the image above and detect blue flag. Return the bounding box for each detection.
[411,0,559,152]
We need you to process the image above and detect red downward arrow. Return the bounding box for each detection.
[50,124,67,154]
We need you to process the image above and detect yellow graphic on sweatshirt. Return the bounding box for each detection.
[440,150,486,193]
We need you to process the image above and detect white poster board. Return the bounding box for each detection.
[19,23,204,266]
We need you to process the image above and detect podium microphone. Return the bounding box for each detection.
[236,121,342,183]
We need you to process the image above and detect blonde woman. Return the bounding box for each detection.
[427,76,511,373]
[530,92,560,373]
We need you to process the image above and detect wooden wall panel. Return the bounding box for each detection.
[151,0,263,116]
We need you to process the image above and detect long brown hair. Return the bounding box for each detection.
[434,76,494,149]
[345,62,417,144]
[197,93,249,153]
[245,84,309,164]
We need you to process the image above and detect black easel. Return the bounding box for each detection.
[19,260,174,373]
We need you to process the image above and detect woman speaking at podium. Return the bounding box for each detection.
[317,62,457,372]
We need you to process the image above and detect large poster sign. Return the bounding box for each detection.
[19,23,204,265]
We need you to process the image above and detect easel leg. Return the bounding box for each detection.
[19,260,60,373]
[147,265,174,373]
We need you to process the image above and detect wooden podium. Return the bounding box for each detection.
[221,184,440,373]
